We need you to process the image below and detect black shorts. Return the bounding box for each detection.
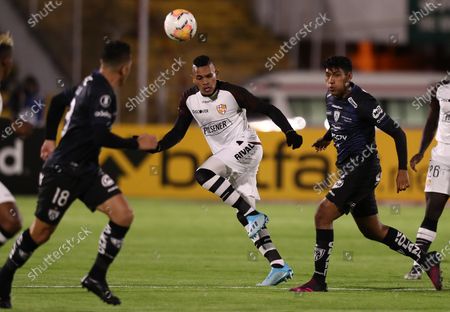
[35,163,121,225]
[326,155,381,218]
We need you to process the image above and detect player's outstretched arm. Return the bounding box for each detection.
[231,84,302,149]
[92,125,152,150]
[312,129,332,152]
[149,114,192,153]
[410,96,439,171]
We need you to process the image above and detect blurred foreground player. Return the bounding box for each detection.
[150,55,302,286]
[0,32,23,251]
[404,80,449,280]
[0,40,157,308]
[290,56,442,292]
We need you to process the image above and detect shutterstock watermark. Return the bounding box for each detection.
[126,57,186,112]
[412,70,450,110]
[313,143,377,194]
[28,1,63,28]
[27,226,92,281]
[409,1,442,25]
[1,99,45,140]
[265,12,331,71]
[421,239,450,271]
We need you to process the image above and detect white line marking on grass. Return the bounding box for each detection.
[15,285,437,292]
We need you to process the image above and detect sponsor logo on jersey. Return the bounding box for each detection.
[332,133,347,141]
[342,116,353,122]
[443,112,450,122]
[192,109,209,114]
[216,104,227,115]
[333,111,340,122]
[202,118,231,136]
[331,104,343,109]
[100,95,111,108]
[101,174,115,188]
[372,105,383,119]
[234,143,256,161]
[48,208,60,221]
[94,110,112,119]
[348,97,358,108]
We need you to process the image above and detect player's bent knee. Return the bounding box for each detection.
[194,168,216,186]
[315,201,333,228]
[30,222,56,245]
[111,206,134,227]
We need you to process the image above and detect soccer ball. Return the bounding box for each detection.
[164,9,197,41]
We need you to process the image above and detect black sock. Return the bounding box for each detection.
[312,229,333,283]
[88,221,129,282]
[0,229,38,298]
[382,227,423,263]
[415,217,437,253]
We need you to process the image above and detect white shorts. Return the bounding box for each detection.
[208,140,263,206]
[424,159,450,195]
[0,181,16,204]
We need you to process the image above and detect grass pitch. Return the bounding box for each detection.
[3,197,450,311]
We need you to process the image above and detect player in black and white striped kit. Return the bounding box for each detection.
[150,55,303,286]
[0,32,23,255]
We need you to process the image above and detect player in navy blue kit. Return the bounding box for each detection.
[290,56,442,292]
[0,41,157,308]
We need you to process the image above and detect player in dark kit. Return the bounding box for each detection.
[290,56,443,292]
[0,41,157,308]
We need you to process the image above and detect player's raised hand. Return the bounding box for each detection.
[409,153,424,172]
[312,138,331,152]
[137,134,158,150]
[40,139,56,161]
[285,130,303,149]
[396,169,410,193]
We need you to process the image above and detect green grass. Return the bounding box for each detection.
[4,197,450,311]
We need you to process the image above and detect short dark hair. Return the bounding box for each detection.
[101,40,131,67]
[0,32,13,60]
[193,55,212,67]
[323,56,352,73]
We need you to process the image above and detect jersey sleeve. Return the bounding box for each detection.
[45,87,77,140]
[222,82,294,133]
[357,92,408,170]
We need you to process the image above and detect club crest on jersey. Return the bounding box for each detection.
[48,208,60,221]
[216,104,227,115]
[333,111,340,122]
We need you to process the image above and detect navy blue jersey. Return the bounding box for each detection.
[46,72,117,170]
[326,82,401,166]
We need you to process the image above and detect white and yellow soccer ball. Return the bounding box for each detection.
[164,9,197,42]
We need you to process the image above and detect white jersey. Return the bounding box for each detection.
[432,83,450,164]
[180,81,260,154]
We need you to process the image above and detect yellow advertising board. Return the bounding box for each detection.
[99,125,433,202]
